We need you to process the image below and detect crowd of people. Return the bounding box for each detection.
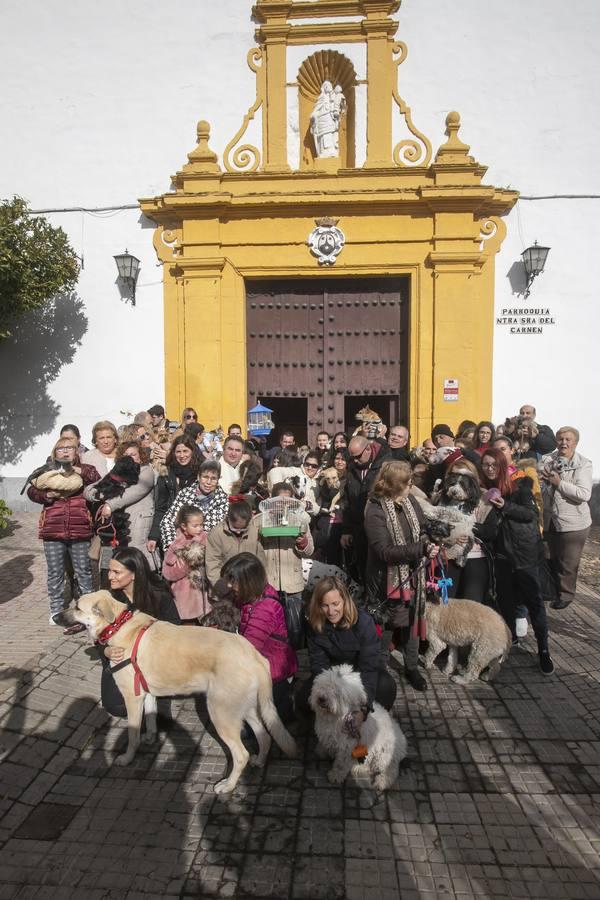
[26,401,593,728]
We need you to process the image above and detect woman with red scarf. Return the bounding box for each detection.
[481,448,554,675]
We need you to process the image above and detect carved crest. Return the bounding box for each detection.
[307,218,345,266]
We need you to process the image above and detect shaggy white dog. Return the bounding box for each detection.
[309,665,407,791]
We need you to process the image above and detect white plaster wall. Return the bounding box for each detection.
[1,0,599,482]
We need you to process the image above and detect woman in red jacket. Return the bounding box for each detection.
[221,552,297,723]
[27,437,99,631]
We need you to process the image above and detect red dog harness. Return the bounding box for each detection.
[96,611,155,697]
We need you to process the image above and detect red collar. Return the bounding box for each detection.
[96,608,134,645]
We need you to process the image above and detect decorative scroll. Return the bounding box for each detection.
[391,42,432,168]
[479,217,506,255]
[152,223,182,263]
[223,49,265,173]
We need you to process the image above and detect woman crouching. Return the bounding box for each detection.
[296,576,397,724]
[221,552,297,723]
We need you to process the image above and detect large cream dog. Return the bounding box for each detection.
[69,591,297,793]
[309,665,407,791]
[423,598,512,685]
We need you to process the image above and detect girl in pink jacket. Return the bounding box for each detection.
[162,505,210,623]
[222,552,298,722]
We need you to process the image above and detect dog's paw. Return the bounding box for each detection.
[327,768,346,785]
[214,778,235,795]
[142,731,157,745]
[422,657,435,671]
[373,776,392,792]
[248,754,266,768]
[450,674,473,686]
[114,752,135,767]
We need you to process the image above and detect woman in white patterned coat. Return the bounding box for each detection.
[160,459,229,550]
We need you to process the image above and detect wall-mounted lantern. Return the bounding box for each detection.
[521,241,550,298]
[114,249,141,304]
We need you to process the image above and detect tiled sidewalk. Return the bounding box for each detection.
[2,514,600,898]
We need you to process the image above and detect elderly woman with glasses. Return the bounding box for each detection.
[540,426,592,610]
[160,459,229,550]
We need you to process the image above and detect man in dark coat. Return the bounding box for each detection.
[340,435,391,583]
[519,404,556,455]
[387,424,411,461]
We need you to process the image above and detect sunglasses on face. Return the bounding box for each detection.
[185,414,197,420]
[304,463,319,470]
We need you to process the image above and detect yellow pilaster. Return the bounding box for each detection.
[362,2,396,168]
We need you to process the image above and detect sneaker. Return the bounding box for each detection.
[405,668,428,692]
[49,613,61,626]
[539,651,555,676]
[550,598,571,610]
[515,617,528,638]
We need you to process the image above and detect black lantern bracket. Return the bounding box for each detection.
[114,249,141,305]
[521,241,550,299]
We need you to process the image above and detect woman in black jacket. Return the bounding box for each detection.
[147,436,203,554]
[481,449,554,675]
[296,575,396,718]
[99,547,181,717]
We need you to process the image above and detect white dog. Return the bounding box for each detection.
[309,665,407,791]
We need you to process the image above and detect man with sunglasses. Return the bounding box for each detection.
[340,434,391,583]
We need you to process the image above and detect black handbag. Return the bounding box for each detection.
[278,591,306,650]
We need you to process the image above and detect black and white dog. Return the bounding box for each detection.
[420,469,480,565]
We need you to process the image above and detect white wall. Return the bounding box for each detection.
[1,0,599,485]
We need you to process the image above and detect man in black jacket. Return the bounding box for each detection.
[519,404,556,455]
[388,424,411,461]
[341,435,391,582]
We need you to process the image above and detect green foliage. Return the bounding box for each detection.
[0,499,12,529]
[0,196,80,338]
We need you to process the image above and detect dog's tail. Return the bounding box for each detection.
[256,658,297,759]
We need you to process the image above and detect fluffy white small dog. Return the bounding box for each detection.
[309,664,407,791]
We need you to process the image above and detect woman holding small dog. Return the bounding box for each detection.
[364,460,439,691]
[297,576,397,724]
[481,449,554,674]
[27,436,100,631]
[540,426,592,610]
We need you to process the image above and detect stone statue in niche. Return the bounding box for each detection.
[310,81,347,158]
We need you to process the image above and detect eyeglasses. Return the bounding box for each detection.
[304,463,319,470]
[351,450,367,461]
[138,432,150,439]
[185,414,197,420]
[482,462,498,470]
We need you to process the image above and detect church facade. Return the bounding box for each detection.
[140,0,516,446]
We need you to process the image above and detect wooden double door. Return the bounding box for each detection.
[246,277,409,447]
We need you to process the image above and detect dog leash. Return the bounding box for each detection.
[427,553,453,605]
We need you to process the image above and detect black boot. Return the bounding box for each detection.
[538,648,555,676]
[405,667,428,692]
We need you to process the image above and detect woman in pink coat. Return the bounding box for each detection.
[162,505,210,623]
[222,552,297,722]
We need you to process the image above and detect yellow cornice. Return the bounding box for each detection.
[252,0,400,21]
[140,179,517,223]
[427,251,486,274]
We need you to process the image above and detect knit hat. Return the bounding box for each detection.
[431,423,454,441]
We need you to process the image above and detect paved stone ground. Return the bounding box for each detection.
[3,513,600,899]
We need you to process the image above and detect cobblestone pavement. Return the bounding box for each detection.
[3,513,600,898]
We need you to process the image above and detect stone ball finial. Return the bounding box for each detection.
[197,120,211,141]
[186,118,220,170]
[446,111,461,129]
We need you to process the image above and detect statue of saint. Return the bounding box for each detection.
[310,81,347,158]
